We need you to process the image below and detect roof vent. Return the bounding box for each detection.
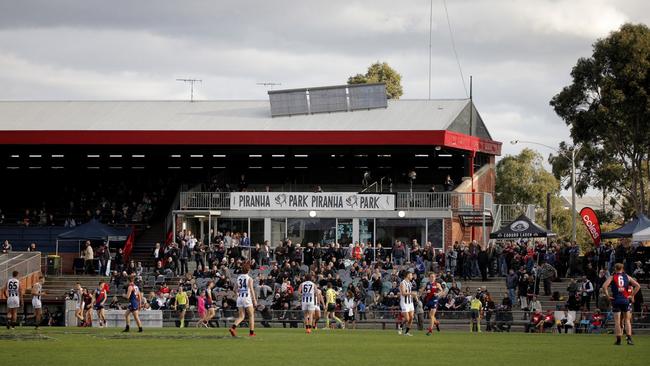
[268,83,387,117]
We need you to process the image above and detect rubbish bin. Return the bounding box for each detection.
[47,255,61,275]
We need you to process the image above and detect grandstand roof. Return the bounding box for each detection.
[0,99,501,154]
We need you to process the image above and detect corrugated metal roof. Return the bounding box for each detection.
[0,99,473,132]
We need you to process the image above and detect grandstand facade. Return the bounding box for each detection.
[0,85,501,256]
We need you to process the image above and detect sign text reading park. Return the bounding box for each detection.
[230,192,395,211]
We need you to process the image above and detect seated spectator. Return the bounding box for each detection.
[540,310,555,333]
[526,309,544,333]
[589,309,605,334]
[557,308,576,334]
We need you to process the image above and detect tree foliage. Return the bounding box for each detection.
[496,148,560,205]
[496,149,591,243]
[550,23,650,215]
[347,62,403,99]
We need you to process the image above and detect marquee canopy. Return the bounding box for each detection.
[602,214,650,239]
[490,214,555,239]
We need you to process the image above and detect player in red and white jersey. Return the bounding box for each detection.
[422,273,443,335]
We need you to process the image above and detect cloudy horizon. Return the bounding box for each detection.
[1,0,649,168]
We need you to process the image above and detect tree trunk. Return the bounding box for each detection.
[638,156,646,215]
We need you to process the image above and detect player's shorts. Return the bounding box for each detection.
[327,303,336,312]
[344,312,355,321]
[302,302,316,312]
[471,309,480,320]
[612,302,631,313]
[7,297,20,309]
[400,302,414,313]
[32,297,42,310]
[128,301,140,311]
[75,303,82,310]
[425,298,439,310]
[94,304,104,311]
[237,296,253,308]
[177,304,186,311]
[314,305,321,313]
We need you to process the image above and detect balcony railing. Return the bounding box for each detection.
[180,191,493,212]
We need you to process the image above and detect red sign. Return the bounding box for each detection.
[580,207,601,246]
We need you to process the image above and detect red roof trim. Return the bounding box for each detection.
[0,130,501,155]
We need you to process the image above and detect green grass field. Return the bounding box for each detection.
[1,327,648,366]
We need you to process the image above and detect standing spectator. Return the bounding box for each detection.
[392,240,405,265]
[83,241,95,275]
[478,248,489,281]
[27,242,37,252]
[446,247,457,274]
[2,240,12,253]
[580,276,594,310]
[538,261,558,296]
[179,241,190,275]
[343,290,356,330]
[505,269,518,304]
[114,247,124,272]
[444,175,454,191]
[260,240,271,266]
[194,241,205,270]
[153,242,162,263]
[97,243,110,276]
[240,232,251,248]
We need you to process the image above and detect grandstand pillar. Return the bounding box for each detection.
[352,218,359,244]
[264,218,271,242]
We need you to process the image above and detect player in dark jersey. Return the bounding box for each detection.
[94,282,108,327]
[204,281,216,327]
[603,263,641,345]
[422,273,443,335]
[123,275,143,333]
[82,288,93,327]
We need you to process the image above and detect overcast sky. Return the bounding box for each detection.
[1,0,649,163]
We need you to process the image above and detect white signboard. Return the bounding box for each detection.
[230,192,395,211]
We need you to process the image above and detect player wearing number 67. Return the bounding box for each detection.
[299,274,317,334]
[230,261,257,337]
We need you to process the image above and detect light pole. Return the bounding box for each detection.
[510,140,581,242]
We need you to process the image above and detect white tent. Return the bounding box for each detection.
[632,226,650,241]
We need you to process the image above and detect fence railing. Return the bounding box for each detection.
[180,192,231,210]
[142,308,650,330]
[0,251,42,286]
[180,191,494,212]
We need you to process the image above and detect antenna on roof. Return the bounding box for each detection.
[176,78,202,102]
[428,0,433,100]
[257,82,282,91]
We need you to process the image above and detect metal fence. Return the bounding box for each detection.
[180,192,231,210]
[0,251,42,286]
[148,308,650,330]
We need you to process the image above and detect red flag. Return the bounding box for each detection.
[580,207,601,246]
[123,229,135,261]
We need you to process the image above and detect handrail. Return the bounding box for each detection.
[0,251,42,288]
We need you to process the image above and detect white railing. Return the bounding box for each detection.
[180,191,493,212]
[0,251,42,286]
[396,192,493,212]
[180,192,230,210]
[493,203,538,225]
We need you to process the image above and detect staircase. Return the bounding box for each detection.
[131,221,166,267]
